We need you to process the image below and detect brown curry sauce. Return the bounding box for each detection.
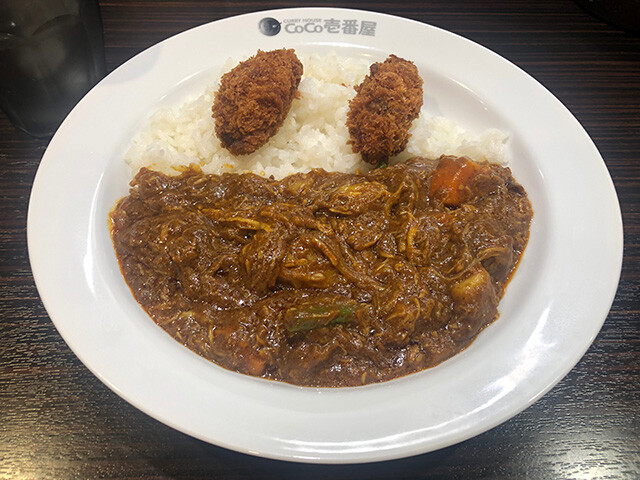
[110,156,532,387]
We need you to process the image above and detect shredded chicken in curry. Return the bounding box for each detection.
[110,156,532,386]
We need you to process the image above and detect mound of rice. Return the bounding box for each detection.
[125,52,508,179]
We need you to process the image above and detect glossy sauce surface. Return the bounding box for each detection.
[111,156,532,386]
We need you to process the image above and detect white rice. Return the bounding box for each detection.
[125,52,508,179]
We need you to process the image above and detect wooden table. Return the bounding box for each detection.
[1,0,638,477]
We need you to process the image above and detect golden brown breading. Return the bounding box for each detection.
[212,49,303,155]
[346,55,423,164]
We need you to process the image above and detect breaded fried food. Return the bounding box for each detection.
[346,55,423,164]
[212,49,303,155]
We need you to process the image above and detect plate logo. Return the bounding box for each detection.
[258,17,377,36]
[259,17,281,36]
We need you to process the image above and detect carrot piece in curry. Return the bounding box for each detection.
[429,156,490,207]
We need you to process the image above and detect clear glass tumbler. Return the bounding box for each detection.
[0,0,106,137]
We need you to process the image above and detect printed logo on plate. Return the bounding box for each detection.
[258,17,377,36]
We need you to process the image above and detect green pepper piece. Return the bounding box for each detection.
[284,304,357,333]
[373,161,388,169]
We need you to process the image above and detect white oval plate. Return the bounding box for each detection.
[27,8,623,463]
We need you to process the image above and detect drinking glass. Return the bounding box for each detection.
[0,0,106,137]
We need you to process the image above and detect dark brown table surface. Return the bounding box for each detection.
[1,0,638,478]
